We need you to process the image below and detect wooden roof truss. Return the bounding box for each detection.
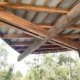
[0,1,80,61]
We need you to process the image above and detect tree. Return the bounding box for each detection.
[58,54,75,65]
[0,47,8,70]
[24,53,80,80]
[0,46,23,80]
[0,47,13,80]
[13,71,22,80]
[24,54,68,80]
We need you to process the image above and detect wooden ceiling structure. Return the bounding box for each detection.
[0,0,80,61]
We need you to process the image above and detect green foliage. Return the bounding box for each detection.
[0,47,23,80]
[24,54,80,80]
[55,66,69,80]
[0,47,8,70]
[58,54,75,65]
[13,71,22,80]
[0,47,14,80]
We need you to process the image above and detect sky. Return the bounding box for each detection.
[0,38,79,75]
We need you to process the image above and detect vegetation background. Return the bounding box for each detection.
[0,46,80,80]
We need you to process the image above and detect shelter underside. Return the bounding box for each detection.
[0,0,80,61]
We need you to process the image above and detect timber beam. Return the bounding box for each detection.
[16,48,68,52]
[0,34,32,39]
[0,33,80,39]
[10,42,59,47]
[62,34,80,39]
[0,22,80,30]
[0,2,69,14]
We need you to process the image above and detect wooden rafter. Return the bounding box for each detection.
[67,26,80,30]
[13,44,62,50]
[38,24,80,30]
[11,42,32,47]
[0,22,80,30]
[18,3,80,61]
[0,34,32,39]
[10,42,60,47]
[17,48,68,54]
[0,33,80,39]
[18,49,69,54]
[61,34,80,39]
[0,2,69,14]
[16,47,67,52]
